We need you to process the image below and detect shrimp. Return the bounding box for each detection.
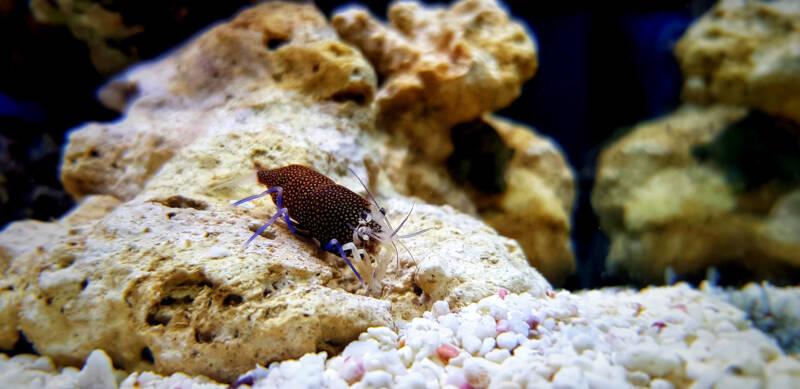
[233,164,428,294]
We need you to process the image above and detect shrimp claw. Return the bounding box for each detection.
[325,239,365,285]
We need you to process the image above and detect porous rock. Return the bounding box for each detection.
[60,1,377,201]
[0,194,120,350]
[332,0,538,162]
[1,1,550,382]
[593,104,800,284]
[330,0,573,281]
[475,116,575,284]
[675,0,800,123]
[378,115,577,284]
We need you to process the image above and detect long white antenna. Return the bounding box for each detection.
[348,167,430,269]
[349,167,396,232]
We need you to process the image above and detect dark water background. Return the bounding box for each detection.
[0,0,714,291]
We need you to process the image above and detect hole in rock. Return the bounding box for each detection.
[80,278,88,291]
[196,280,213,288]
[195,329,216,343]
[223,294,244,306]
[140,346,155,364]
[157,195,208,210]
[160,295,194,306]
[146,311,171,326]
[266,37,287,50]
[691,110,800,193]
[147,271,214,326]
[412,284,423,296]
[331,90,368,105]
[376,71,386,88]
[53,254,76,269]
[447,118,514,194]
[319,339,346,356]
[264,303,287,318]
[0,332,37,357]
[248,224,276,239]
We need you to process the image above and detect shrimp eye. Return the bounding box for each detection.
[359,210,369,220]
[380,208,386,215]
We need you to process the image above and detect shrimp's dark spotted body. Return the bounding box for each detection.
[234,164,421,292]
[256,165,334,222]
[307,185,381,252]
[257,165,379,249]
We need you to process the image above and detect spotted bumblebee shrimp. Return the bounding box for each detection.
[234,164,428,295]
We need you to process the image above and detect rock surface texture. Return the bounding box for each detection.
[476,116,575,284]
[332,0,538,163]
[593,105,800,284]
[675,0,800,123]
[0,0,561,382]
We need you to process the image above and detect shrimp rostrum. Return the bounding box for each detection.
[234,164,428,295]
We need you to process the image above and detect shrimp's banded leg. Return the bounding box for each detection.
[234,186,299,243]
[325,239,364,286]
[232,187,276,206]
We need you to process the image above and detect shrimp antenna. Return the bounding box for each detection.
[390,202,415,238]
[389,203,431,266]
[349,167,430,269]
[397,228,431,239]
[349,167,397,232]
[390,202,431,239]
[349,168,381,210]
